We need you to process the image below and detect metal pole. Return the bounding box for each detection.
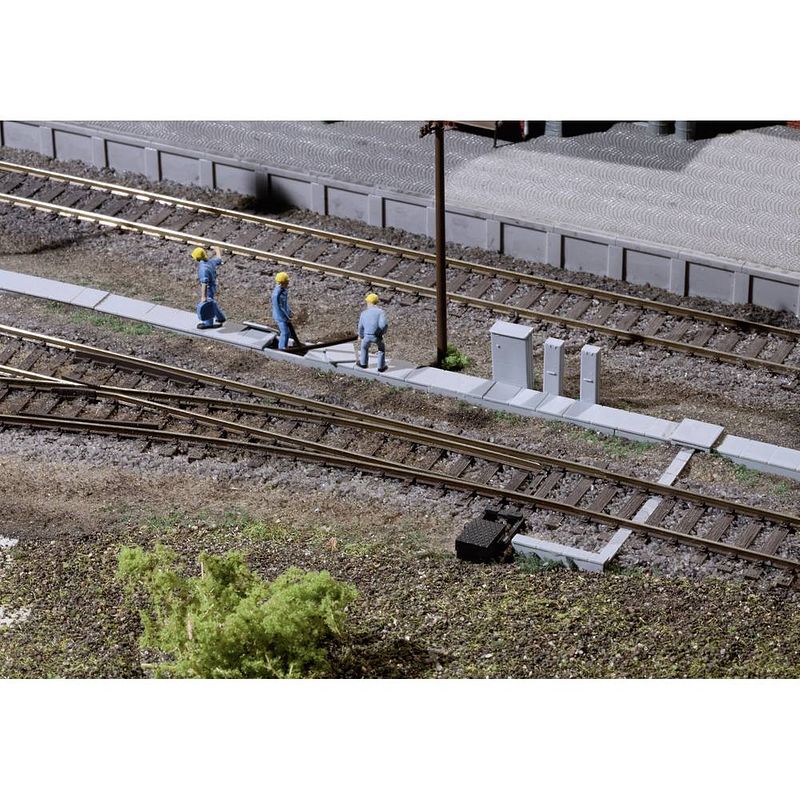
[434,123,448,367]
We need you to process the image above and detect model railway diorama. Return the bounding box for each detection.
[1,120,799,680]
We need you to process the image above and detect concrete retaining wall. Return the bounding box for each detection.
[3,120,799,318]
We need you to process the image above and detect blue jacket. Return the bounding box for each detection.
[272,284,292,323]
[198,257,222,296]
[358,306,388,338]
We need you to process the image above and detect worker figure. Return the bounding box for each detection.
[357,293,388,372]
[192,246,226,329]
[271,272,293,350]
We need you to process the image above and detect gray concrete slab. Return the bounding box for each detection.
[95,294,156,319]
[670,418,725,451]
[766,446,800,473]
[562,401,616,437]
[715,434,750,459]
[507,388,549,414]
[0,268,91,305]
[534,394,576,419]
[70,286,110,309]
[511,534,606,573]
[614,411,679,443]
[404,367,488,398]
[463,380,526,410]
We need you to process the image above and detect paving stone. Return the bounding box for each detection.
[534,394,576,419]
[69,286,110,309]
[404,367,488,398]
[670,417,725,451]
[0,268,87,305]
[463,380,525,409]
[715,434,752,459]
[95,294,156,319]
[507,388,549,413]
[511,534,605,573]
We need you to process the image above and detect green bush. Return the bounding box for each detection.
[117,544,357,678]
[441,344,472,372]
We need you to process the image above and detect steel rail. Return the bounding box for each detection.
[2,408,799,573]
[3,342,798,529]
[2,159,797,340]
[1,190,798,377]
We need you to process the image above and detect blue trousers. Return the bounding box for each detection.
[197,299,226,327]
[359,335,386,369]
[277,320,291,350]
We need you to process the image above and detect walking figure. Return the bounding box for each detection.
[272,272,293,350]
[192,246,226,329]
[358,293,388,372]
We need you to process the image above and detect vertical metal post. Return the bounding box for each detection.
[434,123,448,367]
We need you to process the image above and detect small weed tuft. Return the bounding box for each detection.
[516,553,565,574]
[69,309,153,336]
[440,345,473,372]
[733,463,760,487]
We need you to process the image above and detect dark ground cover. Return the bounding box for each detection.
[2,510,799,679]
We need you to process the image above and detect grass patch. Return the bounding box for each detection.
[492,410,528,426]
[68,310,153,336]
[732,463,762,487]
[569,427,654,457]
[516,553,566,574]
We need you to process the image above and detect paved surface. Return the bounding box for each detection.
[72,120,800,274]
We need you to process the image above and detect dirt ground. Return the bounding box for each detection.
[1,148,799,678]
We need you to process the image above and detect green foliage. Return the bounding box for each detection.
[69,309,152,336]
[732,463,761,487]
[515,553,565,574]
[440,344,472,372]
[117,544,357,678]
[569,427,653,457]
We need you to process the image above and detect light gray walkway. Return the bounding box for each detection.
[70,121,800,274]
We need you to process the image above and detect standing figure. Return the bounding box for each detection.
[357,293,388,372]
[192,246,226,329]
[271,272,293,350]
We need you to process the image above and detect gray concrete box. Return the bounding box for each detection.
[490,321,535,389]
[543,337,565,396]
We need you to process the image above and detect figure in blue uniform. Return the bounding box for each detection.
[357,293,388,372]
[192,246,226,329]
[271,272,293,350]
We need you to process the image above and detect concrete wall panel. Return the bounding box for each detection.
[326,186,368,222]
[624,249,671,289]
[215,163,257,195]
[563,236,607,276]
[270,174,313,210]
[106,141,146,175]
[503,224,547,262]
[687,261,734,302]
[750,275,798,313]
[53,130,93,163]
[384,198,428,236]
[446,212,486,249]
[161,151,201,185]
[3,121,40,152]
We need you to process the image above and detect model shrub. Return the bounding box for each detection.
[117,544,357,678]
[441,344,472,372]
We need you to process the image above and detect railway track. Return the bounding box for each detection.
[1,160,799,379]
[1,323,798,578]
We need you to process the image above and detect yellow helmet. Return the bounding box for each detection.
[275,272,290,284]
[191,247,207,261]
[365,293,379,304]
